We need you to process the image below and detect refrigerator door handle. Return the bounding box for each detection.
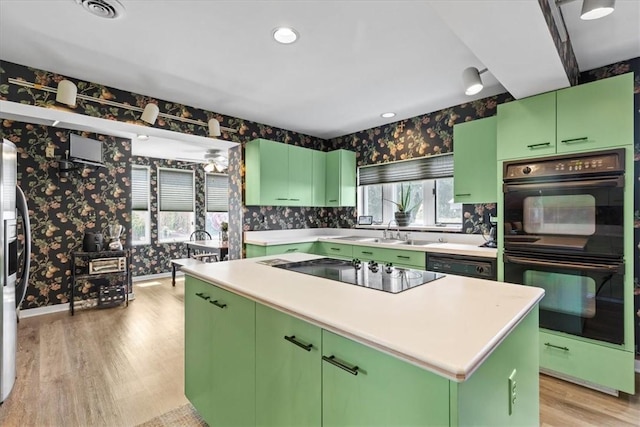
[15,186,30,309]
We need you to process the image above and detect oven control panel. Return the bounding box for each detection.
[504,149,624,179]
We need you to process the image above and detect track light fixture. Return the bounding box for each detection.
[556,0,615,20]
[140,103,159,125]
[462,67,488,96]
[55,80,78,107]
[208,118,221,137]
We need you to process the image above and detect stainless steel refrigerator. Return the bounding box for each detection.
[1,139,31,403]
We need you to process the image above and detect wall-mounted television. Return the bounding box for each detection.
[69,134,105,167]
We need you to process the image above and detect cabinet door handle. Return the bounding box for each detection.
[544,342,569,351]
[195,292,210,301]
[328,199,338,202]
[455,193,471,197]
[526,142,551,149]
[276,198,288,201]
[362,251,373,255]
[284,335,313,352]
[396,255,411,260]
[285,248,299,253]
[560,137,588,144]
[322,355,359,376]
[209,300,227,309]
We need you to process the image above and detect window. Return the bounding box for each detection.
[357,154,461,228]
[131,165,150,245]
[205,173,229,237]
[358,179,461,227]
[158,168,195,243]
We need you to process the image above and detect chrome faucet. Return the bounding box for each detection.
[384,219,400,239]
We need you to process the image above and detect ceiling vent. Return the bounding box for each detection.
[75,0,125,19]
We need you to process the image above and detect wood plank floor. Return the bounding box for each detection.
[0,275,638,426]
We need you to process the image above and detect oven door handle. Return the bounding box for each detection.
[504,176,623,193]
[504,254,623,273]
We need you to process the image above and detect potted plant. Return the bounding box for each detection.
[386,183,420,226]
[220,221,229,242]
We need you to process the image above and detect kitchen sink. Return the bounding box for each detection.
[397,239,435,246]
[337,236,380,242]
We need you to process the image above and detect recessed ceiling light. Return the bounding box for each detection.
[273,27,299,44]
[381,112,396,118]
[137,134,149,141]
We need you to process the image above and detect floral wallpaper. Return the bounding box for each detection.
[537,0,580,86]
[1,56,638,352]
[0,123,130,309]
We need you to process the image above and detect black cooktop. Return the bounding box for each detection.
[271,257,445,294]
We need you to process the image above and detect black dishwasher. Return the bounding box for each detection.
[426,253,496,280]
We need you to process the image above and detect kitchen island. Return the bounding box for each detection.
[182,253,544,426]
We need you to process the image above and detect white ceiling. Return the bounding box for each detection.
[0,0,638,160]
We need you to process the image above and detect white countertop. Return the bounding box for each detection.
[244,228,497,258]
[183,253,543,382]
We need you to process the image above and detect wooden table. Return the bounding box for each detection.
[186,239,229,261]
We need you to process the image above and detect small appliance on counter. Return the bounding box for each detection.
[105,223,124,250]
[82,232,104,252]
[480,215,497,248]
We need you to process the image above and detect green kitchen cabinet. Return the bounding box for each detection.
[245,139,312,206]
[288,144,314,205]
[539,330,635,394]
[315,242,353,260]
[325,150,356,207]
[352,245,425,269]
[322,330,450,426]
[256,305,322,426]
[245,242,316,258]
[312,150,327,207]
[497,73,633,161]
[453,116,497,203]
[497,91,556,160]
[556,73,633,153]
[184,276,256,426]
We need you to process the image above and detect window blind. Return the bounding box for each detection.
[158,169,194,212]
[358,153,454,186]
[131,166,149,211]
[206,174,229,212]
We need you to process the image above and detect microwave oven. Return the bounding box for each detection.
[89,257,127,275]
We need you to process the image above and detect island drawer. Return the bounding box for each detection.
[539,330,634,394]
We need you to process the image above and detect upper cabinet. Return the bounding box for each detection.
[245,139,356,208]
[245,139,312,206]
[497,73,633,160]
[453,116,497,203]
[556,73,633,152]
[326,149,356,207]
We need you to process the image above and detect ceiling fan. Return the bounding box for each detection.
[176,148,229,173]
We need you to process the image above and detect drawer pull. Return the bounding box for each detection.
[195,292,210,301]
[285,248,299,253]
[328,199,338,202]
[284,335,313,352]
[276,198,288,200]
[330,247,341,251]
[544,342,569,351]
[455,193,471,197]
[526,142,551,149]
[396,255,411,260]
[362,251,373,255]
[560,137,588,144]
[289,198,300,201]
[322,355,359,376]
[210,300,227,309]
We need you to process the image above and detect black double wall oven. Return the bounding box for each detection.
[502,149,625,345]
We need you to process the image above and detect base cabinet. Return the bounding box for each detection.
[256,305,322,427]
[185,277,256,427]
[322,330,450,427]
[245,242,316,258]
[186,275,540,426]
